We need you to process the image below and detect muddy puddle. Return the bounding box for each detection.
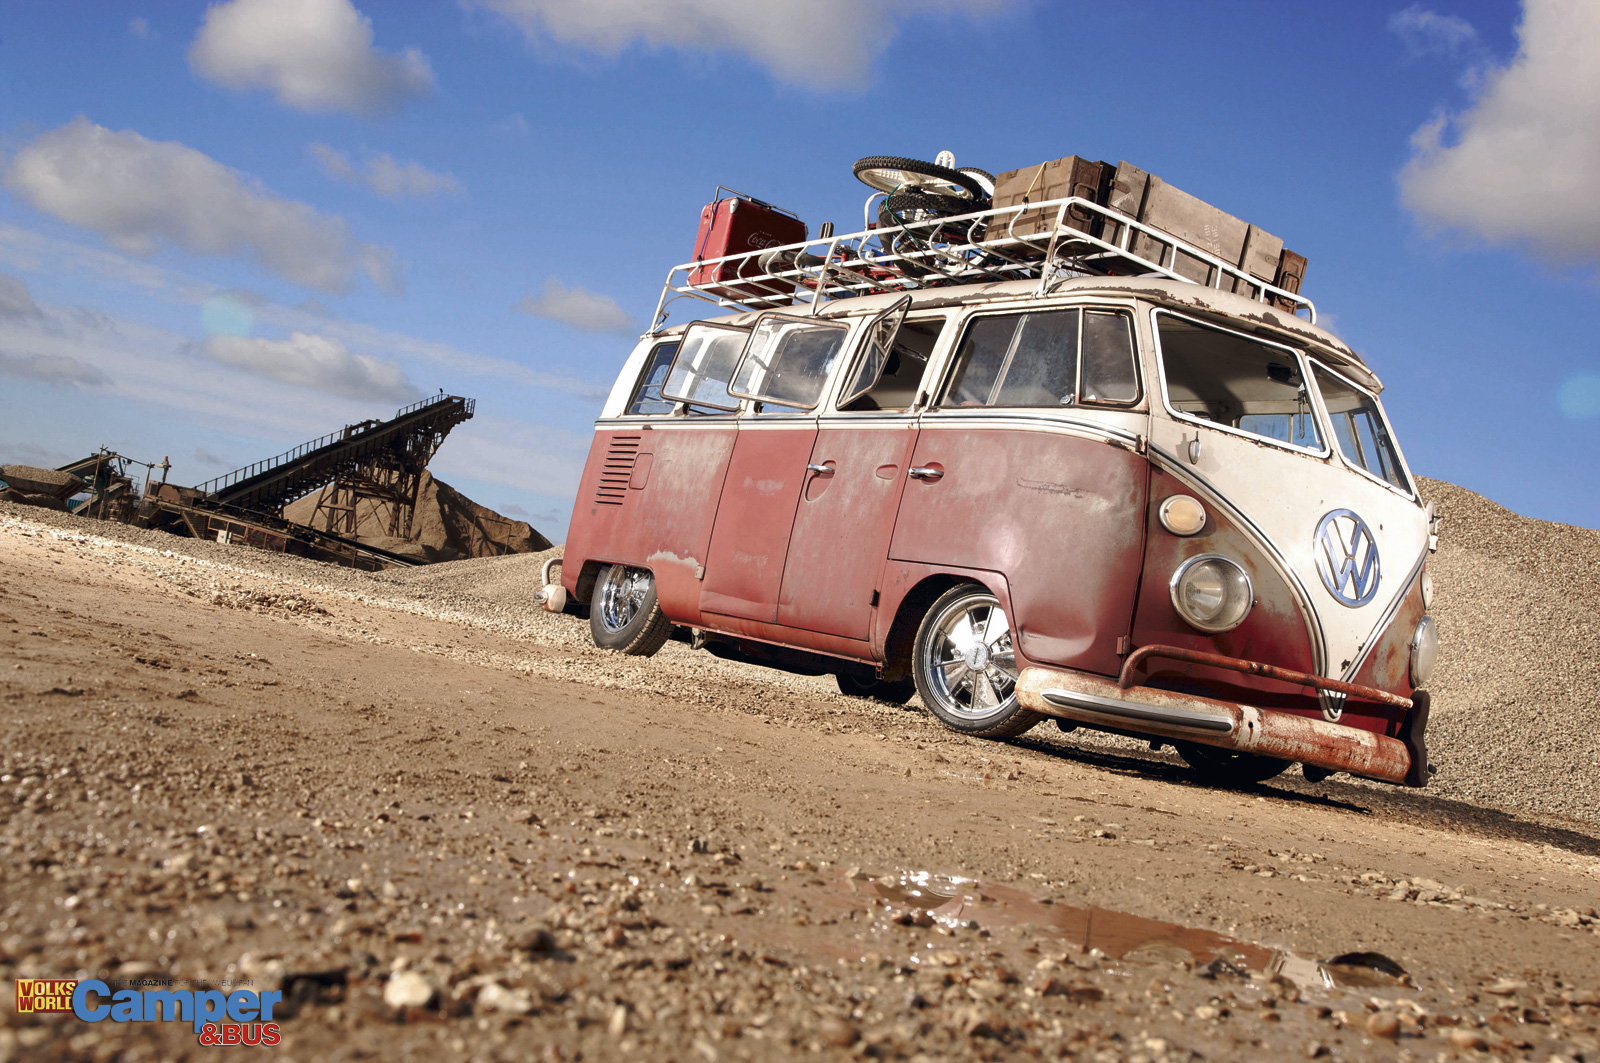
[835,869,1408,993]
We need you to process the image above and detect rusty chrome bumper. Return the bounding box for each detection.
[1015,667,1429,787]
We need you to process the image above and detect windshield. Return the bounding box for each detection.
[1312,362,1411,492]
[1156,313,1323,452]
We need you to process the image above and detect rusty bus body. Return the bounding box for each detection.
[560,273,1436,788]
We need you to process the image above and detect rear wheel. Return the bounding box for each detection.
[589,564,673,656]
[836,670,916,705]
[912,585,1043,738]
[1174,741,1291,785]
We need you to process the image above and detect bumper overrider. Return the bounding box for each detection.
[1014,645,1432,787]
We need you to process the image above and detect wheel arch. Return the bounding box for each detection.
[875,563,1017,682]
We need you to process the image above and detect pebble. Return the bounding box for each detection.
[817,1015,859,1047]
[383,971,434,1011]
[1446,1028,1489,1051]
[1364,1011,1400,1040]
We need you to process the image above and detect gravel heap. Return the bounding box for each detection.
[6,476,1598,822]
[1417,477,1600,821]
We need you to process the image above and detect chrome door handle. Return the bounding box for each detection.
[806,463,833,474]
[908,466,943,481]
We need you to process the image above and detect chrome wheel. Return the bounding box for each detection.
[597,566,652,634]
[923,592,1018,721]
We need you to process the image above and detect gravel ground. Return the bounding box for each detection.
[5,500,1600,1063]
[4,478,1595,824]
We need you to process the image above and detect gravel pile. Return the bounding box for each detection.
[6,479,1597,822]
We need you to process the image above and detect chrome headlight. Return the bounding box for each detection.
[1170,555,1253,633]
[1410,615,1438,687]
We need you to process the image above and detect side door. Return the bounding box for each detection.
[889,304,1150,677]
[775,299,937,642]
[698,313,851,623]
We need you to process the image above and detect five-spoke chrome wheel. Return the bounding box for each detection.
[911,584,1042,737]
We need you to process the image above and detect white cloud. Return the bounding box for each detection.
[467,0,1009,90]
[0,225,611,401]
[0,272,43,321]
[189,0,434,117]
[308,143,463,199]
[1400,0,1600,263]
[516,278,636,334]
[1389,5,1479,57]
[204,331,418,402]
[430,414,590,500]
[4,118,400,294]
[0,350,106,389]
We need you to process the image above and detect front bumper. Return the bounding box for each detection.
[1015,666,1431,787]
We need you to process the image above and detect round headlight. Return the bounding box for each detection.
[1159,494,1207,536]
[1170,555,1253,633]
[1419,569,1433,610]
[1410,615,1438,687]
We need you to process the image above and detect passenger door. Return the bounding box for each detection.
[888,306,1150,677]
[699,314,851,623]
[776,300,926,641]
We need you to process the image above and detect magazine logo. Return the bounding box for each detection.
[16,979,77,1013]
[65,980,283,1047]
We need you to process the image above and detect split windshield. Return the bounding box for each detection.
[1157,314,1322,451]
[1312,363,1410,491]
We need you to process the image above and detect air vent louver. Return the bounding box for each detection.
[594,435,641,506]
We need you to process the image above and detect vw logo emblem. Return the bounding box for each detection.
[1314,509,1380,607]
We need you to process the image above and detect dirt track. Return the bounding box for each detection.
[2,509,1598,1062]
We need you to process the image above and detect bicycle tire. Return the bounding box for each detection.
[853,156,985,200]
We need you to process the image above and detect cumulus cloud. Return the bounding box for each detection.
[516,278,636,334]
[467,0,1009,89]
[1388,5,1479,57]
[4,118,400,294]
[0,272,43,321]
[308,143,462,199]
[1400,0,1600,263]
[204,331,418,402]
[189,0,434,117]
[0,350,106,388]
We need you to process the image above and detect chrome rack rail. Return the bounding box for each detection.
[650,195,1315,331]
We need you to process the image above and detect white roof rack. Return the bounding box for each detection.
[651,195,1315,331]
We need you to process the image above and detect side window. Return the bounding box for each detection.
[1082,310,1139,403]
[840,315,944,412]
[626,342,680,415]
[728,314,848,410]
[1312,363,1411,491]
[1156,313,1322,451]
[939,307,1139,408]
[660,322,749,411]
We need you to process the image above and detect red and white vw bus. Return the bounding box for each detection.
[556,192,1437,788]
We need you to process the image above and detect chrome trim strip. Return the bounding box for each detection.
[1147,444,1329,677]
[1039,688,1235,733]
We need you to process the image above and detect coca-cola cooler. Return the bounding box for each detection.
[689,189,807,305]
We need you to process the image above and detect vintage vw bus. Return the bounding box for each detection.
[556,193,1438,788]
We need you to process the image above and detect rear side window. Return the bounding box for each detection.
[1157,313,1323,452]
[660,322,749,411]
[1312,363,1411,492]
[729,314,848,410]
[940,308,1139,408]
[626,342,680,415]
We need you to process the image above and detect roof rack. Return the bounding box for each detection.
[651,195,1315,331]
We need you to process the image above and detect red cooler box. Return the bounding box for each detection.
[689,190,807,304]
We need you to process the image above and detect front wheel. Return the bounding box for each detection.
[1174,741,1291,785]
[912,585,1043,738]
[589,565,673,656]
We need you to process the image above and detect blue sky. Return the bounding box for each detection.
[1,0,1597,536]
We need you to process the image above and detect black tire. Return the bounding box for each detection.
[882,191,984,219]
[588,564,673,656]
[836,671,916,705]
[854,156,985,200]
[958,167,997,196]
[911,584,1043,738]
[1174,741,1292,785]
